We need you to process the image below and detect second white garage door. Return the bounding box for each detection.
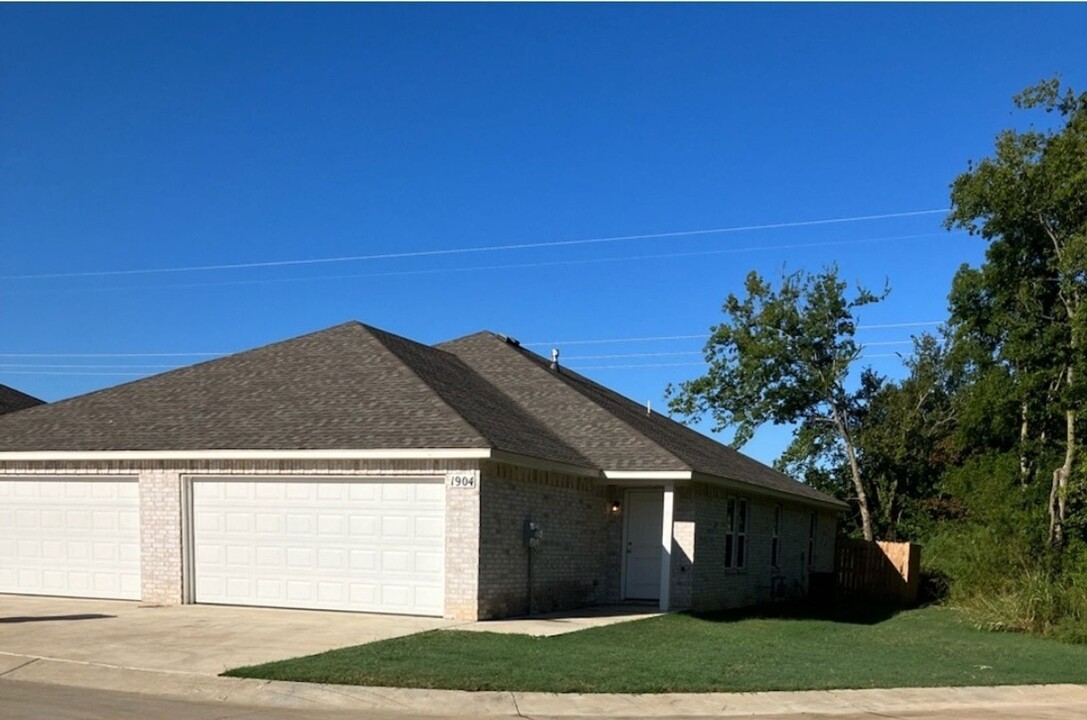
[190,478,445,616]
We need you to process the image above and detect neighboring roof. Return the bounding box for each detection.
[0,384,44,416]
[439,332,842,506]
[0,322,588,466]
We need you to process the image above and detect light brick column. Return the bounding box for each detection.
[138,469,184,604]
[443,469,480,620]
[671,485,696,609]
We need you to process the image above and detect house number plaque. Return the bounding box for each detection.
[446,472,477,489]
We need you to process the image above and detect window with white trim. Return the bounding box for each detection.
[723,496,749,569]
[724,498,735,568]
[771,504,782,568]
[736,498,748,568]
[807,511,817,567]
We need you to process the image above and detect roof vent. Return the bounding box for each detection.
[550,347,560,371]
[496,333,520,347]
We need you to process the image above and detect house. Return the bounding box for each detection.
[0,383,44,416]
[0,322,844,620]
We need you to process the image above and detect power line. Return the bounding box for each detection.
[0,370,149,376]
[562,340,914,361]
[0,333,930,360]
[0,363,180,370]
[1,232,953,297]
[563,351,704,360]
[570,353,904,371]
[0,352,226,358]
[2,208,949,282]
[524,323,941,347]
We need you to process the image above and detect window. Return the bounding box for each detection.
[724,496,749,569]
[807,511,817,567]
[724,498,735,568]
[736,499,748,568]
[771,504,782,568]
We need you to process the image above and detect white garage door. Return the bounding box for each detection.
[0,478,141,600]
[191,479,445,616]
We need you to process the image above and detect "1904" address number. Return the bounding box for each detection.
[447,473,477,489]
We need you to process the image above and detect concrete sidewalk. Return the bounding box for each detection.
[2,650,1086,718]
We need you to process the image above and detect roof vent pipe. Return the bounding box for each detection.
[550,347,560,370]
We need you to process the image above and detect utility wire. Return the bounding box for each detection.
[570,353,903,371]
[525,323,941,347]
[0,232,953,297]
[0,334,930,360]
[0,370,149,376]
[0,363,181,370]
[0,352,226,358]
[0,351,906,376]
[2,208,949,282]
[562,340,914,361]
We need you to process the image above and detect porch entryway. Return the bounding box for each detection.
[621,487,675,610]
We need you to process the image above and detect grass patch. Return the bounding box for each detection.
[225,604,1087,693]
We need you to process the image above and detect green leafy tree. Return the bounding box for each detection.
[853,335,956,540]
[945,78,1087,548]
[666,266,887,540]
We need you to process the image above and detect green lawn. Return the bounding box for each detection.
[224,604,1087,693]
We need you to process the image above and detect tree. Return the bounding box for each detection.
[776,334,957,541]
[666,266,887,540]
[852,335,956,540]
[945,78,1087,548]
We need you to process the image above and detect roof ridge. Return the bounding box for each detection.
[0,321,368,426]
[467,334,692,471]
[358,325,493,448]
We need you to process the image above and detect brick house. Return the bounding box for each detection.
[0,322,844,620]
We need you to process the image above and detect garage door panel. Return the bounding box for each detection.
[0,478,141,600]
[192,479,445,616]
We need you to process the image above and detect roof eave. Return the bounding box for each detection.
[0,446,604,479]
[690,471,849,511]
[0,448,496,462]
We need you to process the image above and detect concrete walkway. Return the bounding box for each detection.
[456,604,663,636]
[1,651,1085,717]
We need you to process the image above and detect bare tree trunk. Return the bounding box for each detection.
[1019,401,1032,487]
[833,407,874,541]
[1049,366,1076,549]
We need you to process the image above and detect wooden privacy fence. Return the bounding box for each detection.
[836,539,921,605]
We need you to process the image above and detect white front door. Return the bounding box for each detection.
[623,489,663,600]
[0,477,141,600]
[190,478,445,616]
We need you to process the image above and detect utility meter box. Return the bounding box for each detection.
[523,518,543,549]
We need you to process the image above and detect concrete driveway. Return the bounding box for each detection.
[0,595,457,675]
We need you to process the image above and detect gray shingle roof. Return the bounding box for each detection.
[0,322,840,507]
[439,332,843,506]
[0,322,585,464]
[0,384,43,416]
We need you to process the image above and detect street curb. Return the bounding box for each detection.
[3,653,1087,717]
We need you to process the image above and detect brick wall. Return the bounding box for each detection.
[477,461,609,619]
[670,485,695,609]
[1,459,839,620]
[690,482,839,611]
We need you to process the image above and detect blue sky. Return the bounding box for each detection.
[2,4,1084,464]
